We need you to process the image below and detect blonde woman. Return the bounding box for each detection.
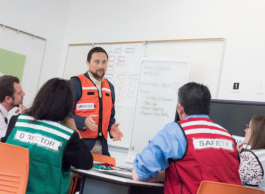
[238,115,265,190]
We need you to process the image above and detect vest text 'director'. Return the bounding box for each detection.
[6,114,74,194]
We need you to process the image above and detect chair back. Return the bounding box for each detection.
[0,142,29,194]
[197,181,265,194]
[92,153,116,166]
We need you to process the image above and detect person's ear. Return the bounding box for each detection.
[178,103,185,115]
[5,96,12,104]
[86,61,90,69]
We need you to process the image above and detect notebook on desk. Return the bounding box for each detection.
[93,168,133,179]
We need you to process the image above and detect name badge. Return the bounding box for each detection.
[77,103,94,110]
[14,131,62,151]
[193,138,234,151]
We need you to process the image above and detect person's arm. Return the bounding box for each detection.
[62,131,93,171]
[133,122,187,182]
[61,117,82,139]
[70,77,87,131]
[239,152,263,185]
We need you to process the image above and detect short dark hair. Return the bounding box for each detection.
[87,47,108,62]
[0,75,20,102]
[25,78,74,122]
[178,82,211,115]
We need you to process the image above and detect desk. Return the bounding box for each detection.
[72,168,164,194]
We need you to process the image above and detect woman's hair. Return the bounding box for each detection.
[248,115,265,150]
[25,78,74,122]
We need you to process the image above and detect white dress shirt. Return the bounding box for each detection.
[0,104,8,139]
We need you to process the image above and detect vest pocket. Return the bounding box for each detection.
[87,92,95,95]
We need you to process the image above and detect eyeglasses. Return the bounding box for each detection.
[245,124,250,130]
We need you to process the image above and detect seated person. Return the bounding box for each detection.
[132,82,241,194]
[237,115,265,190]
[3,78,93,194]
[0,75,27,140]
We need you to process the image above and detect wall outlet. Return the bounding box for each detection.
[257,80,264,94]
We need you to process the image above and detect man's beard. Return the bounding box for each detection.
[90,69,105,79]
[11,97,23,108]
[11,101,20,108]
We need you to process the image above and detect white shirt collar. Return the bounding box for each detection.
[0,104,8,118]
[88,71,103,84]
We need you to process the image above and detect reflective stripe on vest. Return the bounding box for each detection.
[164,118,241,194]
[74,74,113,140]
[6,114,73,194]
[250,149,265,190]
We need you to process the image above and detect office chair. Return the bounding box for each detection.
[197,181,265,194]
[0,142,29,194]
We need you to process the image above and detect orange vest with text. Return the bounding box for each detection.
[74,74,113,140]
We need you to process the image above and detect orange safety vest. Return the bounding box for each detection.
[74,74,113,140]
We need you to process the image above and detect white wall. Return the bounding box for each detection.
[218,0,265,101]
[61,0,235,97]
[62,0,265,102]
[0,0,71,90]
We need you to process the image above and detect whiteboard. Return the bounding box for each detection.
[129,58,189,154]
[146,41,224,98]
[0,27,46,113]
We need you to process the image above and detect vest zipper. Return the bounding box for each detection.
[85,75,103,139]
[174,162,183,194]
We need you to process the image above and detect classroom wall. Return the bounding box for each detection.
[60,0,237,88]
[218,0,265,101]
[0,0,71,89]
[61,0,265,102]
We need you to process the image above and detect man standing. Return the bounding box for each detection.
[0,75,26,139]
[132,82,241,194]
[70,47,123,156]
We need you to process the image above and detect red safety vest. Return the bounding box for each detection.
[164,117,241,194]
[74,74,113,140]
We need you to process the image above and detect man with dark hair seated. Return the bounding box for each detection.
[3,78,93,194]
[132,82,241,194]
[0,75,26,140]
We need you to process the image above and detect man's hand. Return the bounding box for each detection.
[132,169,165,183]
[15,103,27,114]
[110,123,123,141]
[132,169,141,181]
[85,115,98,131]
[148,171,165,183]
